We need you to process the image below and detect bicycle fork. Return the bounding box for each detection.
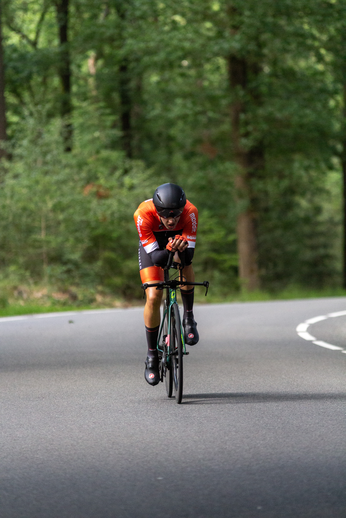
[169,288,188,355]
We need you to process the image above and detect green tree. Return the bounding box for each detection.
[0,0,342,296]
[0,0,7,157]
[54,0,72,151]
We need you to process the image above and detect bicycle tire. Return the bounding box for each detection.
[171,303,183,404]
[162,301,173,398]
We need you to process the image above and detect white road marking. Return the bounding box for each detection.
[328,310,346,318]
[297,332,316,341]
[312,341,344,351]
[296,310,346,353]
[0,316,29,322]
[305,316,328,324]
[33,312,78,319]
[0,309,119,323]
[296,323,309,332]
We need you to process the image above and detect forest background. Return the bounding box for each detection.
[0,0,345,314]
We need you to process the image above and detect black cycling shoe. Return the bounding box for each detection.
[183,318,199,345]
[144,356,160,386]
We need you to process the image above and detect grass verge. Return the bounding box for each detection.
[0,283,140,318]
[1,283,346,318]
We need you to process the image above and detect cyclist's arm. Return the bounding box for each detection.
[181,248,194,265]
[180,204,198,265]
[150,248,193,268]
[134,208,161,257]
[149,248,170,267]
[150,235,190,267]
[149,238,186,267]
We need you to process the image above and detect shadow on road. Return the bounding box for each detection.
[182,392,346,405]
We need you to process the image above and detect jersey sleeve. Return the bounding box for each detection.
[181,204,198,248]
[134,204,160,254]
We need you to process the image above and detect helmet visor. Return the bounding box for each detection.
[156,207,184,219]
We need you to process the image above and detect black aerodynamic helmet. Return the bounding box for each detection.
[153,183,186,218]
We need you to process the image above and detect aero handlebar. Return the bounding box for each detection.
[142,279,209,296]
[141,250,209,296]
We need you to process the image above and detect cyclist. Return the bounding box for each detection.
[134,183,199,386]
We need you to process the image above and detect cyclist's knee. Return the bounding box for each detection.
[182,264,195,283]
[145,288,162,309]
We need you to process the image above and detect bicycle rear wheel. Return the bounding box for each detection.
[171,303,183,404]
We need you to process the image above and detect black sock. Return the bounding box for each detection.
[181,288,194,320]
[145,325,159,358]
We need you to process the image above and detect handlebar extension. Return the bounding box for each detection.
[142,280,209,296]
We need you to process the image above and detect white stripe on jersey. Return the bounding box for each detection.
[143,241,159,254]
[187,241,196,248]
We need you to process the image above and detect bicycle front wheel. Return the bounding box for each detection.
[161,301,173,397]
[171,303,183,404]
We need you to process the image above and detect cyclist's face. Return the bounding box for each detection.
[160,215,181,230]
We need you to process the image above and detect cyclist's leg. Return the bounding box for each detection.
[141,266,164,334]
[181,264,195,318]
[143,284,163,360]
[181,264,199,345]
[139,245,164,384]
[143,283,163,329]
[139,243,164,328]
[141,281,163,385]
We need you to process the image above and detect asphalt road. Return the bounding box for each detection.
[1,298,346,518]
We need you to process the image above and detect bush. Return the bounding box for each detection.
[0,112,155,297]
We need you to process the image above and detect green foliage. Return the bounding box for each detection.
[0,109,155,296]
[0,0,344,299]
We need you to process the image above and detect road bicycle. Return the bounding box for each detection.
[142,252,209,404]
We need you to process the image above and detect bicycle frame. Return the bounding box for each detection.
[142,261,209,352]
[157,266,187,357]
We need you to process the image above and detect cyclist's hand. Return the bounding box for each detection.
[166,235,188,253]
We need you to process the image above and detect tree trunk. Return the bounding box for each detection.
[342,82,346,289]
[114,1,133,159]
[0,1,7,158]
[119,57,133,159]
[55,0,72,152]
[228,53,261,291]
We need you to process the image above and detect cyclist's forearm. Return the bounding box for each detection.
[149,247,195,267]
[149,249,170,267]
[184,248,194,265]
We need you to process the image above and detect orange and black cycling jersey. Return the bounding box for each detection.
[134,198,198,256]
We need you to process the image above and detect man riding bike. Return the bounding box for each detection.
[134,183,199,386]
